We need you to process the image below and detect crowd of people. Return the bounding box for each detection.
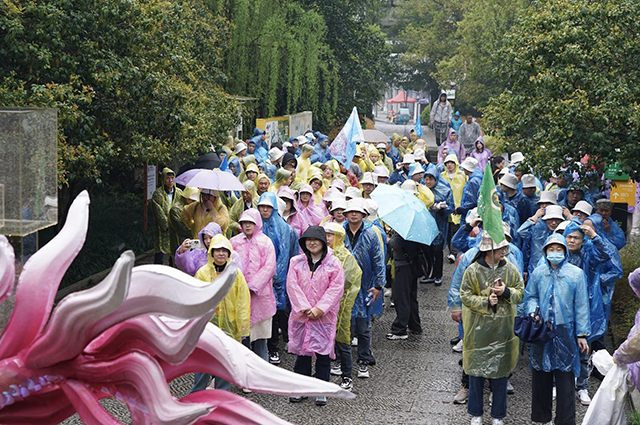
[149,120,628,424]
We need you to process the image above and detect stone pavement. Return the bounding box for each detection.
[60,259,596,425]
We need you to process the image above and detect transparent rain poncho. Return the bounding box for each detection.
[460,256,524,378]
[194,234,251,342]
[518,218,553,275]
[588,212,627,250]
[524,234,591,376]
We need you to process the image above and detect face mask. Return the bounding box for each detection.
[546,252,564,265]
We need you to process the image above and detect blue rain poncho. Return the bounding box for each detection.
[310,138,332,164]
[457,168,483,217]
[257,192,299,310]
[588,212,627,250]
[500,188,530,226]
[518,218,553,275]
[250,128,269,162]
[425,164,454,248]
[524,234,591,376]
[343,220,386,319]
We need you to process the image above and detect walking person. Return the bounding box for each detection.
[287,226,345,406]
[458,115,483,155]
[460,233,524,425]
[324,222,362,391]
[523,233,590,425]
[151,167,182,265]
[430,92,453,147]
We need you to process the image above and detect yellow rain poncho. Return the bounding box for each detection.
[194,234,251,342]
[270,168,293,193]
[440,153,467,225]
[296,144,315,183]
[169,186,198,254]
[416,183,435,209]
[255,173,271,197]
[460,258,524,378]
[228,180,258,236]
[239,163,260,183]
[326,159,350,187]
[324,223,362,345]
[181,191,230,237]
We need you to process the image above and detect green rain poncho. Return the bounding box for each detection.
[151,167,182,254]
[270,168,293,194]
[460,254,524,378]
[228,180,258,236]
[324,222,362,345]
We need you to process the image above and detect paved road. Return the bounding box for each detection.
[60,258,596,424]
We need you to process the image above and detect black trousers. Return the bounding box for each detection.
[391,264,421,335]
[447,223,460,257]
[268,308,290,353]
[425,243,444,279]
[531,369,575,425]
[294,354,331,382]
[154,252,173,266]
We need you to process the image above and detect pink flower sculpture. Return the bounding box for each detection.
[0,191,354,425]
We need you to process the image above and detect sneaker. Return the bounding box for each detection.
[452,339,464,353]
[420,277,435,284]
[492,419,504,425]
[386,333,408,340]
[357,363,370,378]
[390,301,395,308]
[242,388,252,394]
[315,396,327,406]
[471,416,482,425]
[409,328,423,335]
[384,288,392,297]
[351,337,358,347]
[578,389,591,405]
[434,278,443,286]
[269,351,280,365]
[506,379,514,394]
[330,364,342,376]
[340,377,353,391]
[453,387,468,404]
[447,254,456,263]
[552,386,556,401]
[450,336,461,345]
[289,396,308,403]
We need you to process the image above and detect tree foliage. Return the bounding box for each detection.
[484,0,640,182]
[0,0,239,187]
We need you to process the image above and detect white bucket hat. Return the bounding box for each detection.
[344,199,367,214]
[460,157,478,172]
[360,172,377,186]
[538,191,558,205]
[345,187,362,199]
[296,135,308,145]
[402,154,415,165]
[499,173,518,190]
[401,180,417,193]
[555,220,570,234]
[478,233,510,252]
[542,205,564,221]
[521,174,537,189]
[572,200,593,216]
[510,152,525,164]
[364,199,379,220]
[330,198,347,212]
[413,148,426,161]
[376,143,387,150]
[269,147,284,162]
[373,165,389,179]
[234,142,247,155]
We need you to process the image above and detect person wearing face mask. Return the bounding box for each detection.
[460,233,524,425]
[190,234,251,393]
[286,226,345,406]
[517,205,572,282]
[181,188,230,238]
[524,233,590,425]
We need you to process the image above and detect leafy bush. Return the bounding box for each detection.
[482,135,505,157]
[420,105,431,124]
[610,239,640,346]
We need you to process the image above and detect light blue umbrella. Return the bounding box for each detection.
[370,184,438,245]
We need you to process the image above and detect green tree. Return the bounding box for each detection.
[434,0,530,112]
[484,0,640,182]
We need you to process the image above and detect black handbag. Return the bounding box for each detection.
[514,306,557,345]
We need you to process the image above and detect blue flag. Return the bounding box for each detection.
[328,107,364,168]
[414,115,423,138]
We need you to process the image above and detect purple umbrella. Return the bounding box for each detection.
[177,169,245,192]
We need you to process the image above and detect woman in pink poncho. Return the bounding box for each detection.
[230,209,277,361]
[437,128,466,164]
[469,137,492,171]
[287,226,345,406]
[278,186,309,237]
[297,184,326,226]
[175,222,243,275]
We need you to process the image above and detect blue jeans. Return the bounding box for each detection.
[353,317,372,364]
[576,348,591,390]
[190,373,230,393]
[335,341,353,378]
[468,376,507,419]
[243,338,269,362]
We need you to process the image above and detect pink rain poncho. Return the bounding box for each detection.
[297,184,326,226]
[278,186,310,237]
[437,128,466,164]
[230,209,277,326]
[613,267,640,388]
[286,235,345,358]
